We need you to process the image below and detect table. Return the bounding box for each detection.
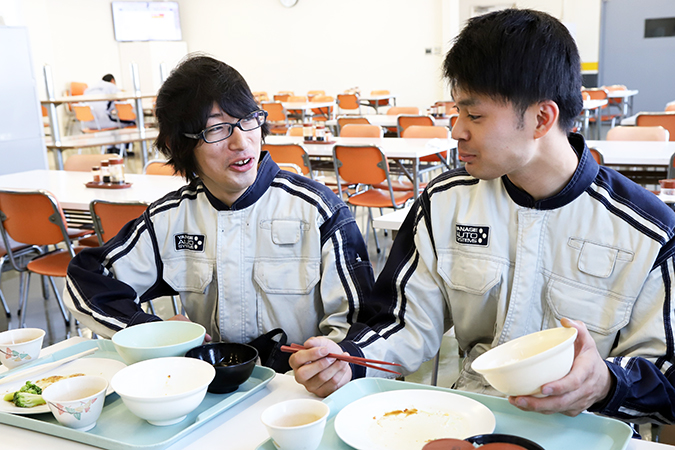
[0,337,669,450]
[586,140,675,166]
[265,135,457,197]
[359,93,397,113]
[281,101,335,121]
[0,169,186,211]
[581,99,609,140]
[41,91,157,169]
[372,206,411,232]
[327,114,451,131]
[44,128,159,171]
[607,89,639,117]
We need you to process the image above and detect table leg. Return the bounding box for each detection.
[43,65,64,170]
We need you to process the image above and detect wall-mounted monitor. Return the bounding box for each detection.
[112,2,182,42]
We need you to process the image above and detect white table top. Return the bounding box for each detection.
[0,169,187,211]
[0,337,668,450]
[41,92,157,106]
[606,89,639,99]
[281,101,334,111]
[583,99,609,110]
[372,206,412,231]
[265,135,455,159]
[45,128,159,150]
[587,140,675,166]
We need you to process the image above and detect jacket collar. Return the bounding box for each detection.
[200,151,280,211]
[502,133,598,210]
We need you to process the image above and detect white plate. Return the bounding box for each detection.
[0,357,126,415]
[334,389,496,450]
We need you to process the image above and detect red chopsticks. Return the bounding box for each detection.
[280,343,402,375]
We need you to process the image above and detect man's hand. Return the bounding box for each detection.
[168,314,212,342]
[508,318,613,416]
[289,336,352,398]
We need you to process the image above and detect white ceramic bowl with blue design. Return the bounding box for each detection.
[0,328,45,370]
[42,375,108,432]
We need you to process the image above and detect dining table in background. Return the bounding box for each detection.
[580,98,609,140]
[326,114,451,132]
[265,135,457,198]
[44,127,159,171]
[607,89,639,117]
[0,336,670,450]
[358,92,397,113]
[281,100,335,122]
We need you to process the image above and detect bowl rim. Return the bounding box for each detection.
[185,342,259,369]
[42,375,109,403]
[112,321,206,350]
[260,398,330,430]
[111,357,215,401]
[0,328,46,345]
[465,433,545,450]
[472,327,577,373]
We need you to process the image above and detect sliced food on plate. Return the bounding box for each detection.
[3,373,85,408]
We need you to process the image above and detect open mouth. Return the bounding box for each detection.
[232,158,252,167]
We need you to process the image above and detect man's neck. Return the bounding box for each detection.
[507,132,579,201]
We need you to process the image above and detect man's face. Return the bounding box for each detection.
[193,103,262,206]
[451,88,538,181]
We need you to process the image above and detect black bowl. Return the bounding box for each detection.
[185,342,258,394]
[465,434,545,450]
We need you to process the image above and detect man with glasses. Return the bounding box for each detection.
[64,55,374,372]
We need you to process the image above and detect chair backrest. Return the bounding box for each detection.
[273,93,291,102]
[333,145,390,186]
[277,163,304,175]
[449,114,459,129]
[71,103,96,122]
[70,82,88,96]
[337,116,370,133]
[582,88,609,101]
[311,95,334,117]
[261,143,313,177]
[64,154,114,172]
[114,102,136,121]
[387,106,420,116]
[340,124,383,138]
[89,200,148,245]
[337,93,360,111]
[589,147,604,165]
[287,126,304,136]
[307,90,325,100]
[144,160,175,175]
[397,115,434,136]
[606,125,669,142]
[261,101,287,123]
[369,90,391,107]
[287,95,308,103]
[401,125,448,139]
[635,112,675,141]
[666,103,675,112]
[0,189,73,253]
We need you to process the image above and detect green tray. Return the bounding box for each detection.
[256,377,633,450]
[0,339,276,450]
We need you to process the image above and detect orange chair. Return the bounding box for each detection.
[340,124,383,138]
[337,116,371,135]
[144,159,175,175]
[636,112,675,142]
[387,106,420,116]
[0,189,92,328]
[310,95,334,120]
[449,114,459,129]
[71,104,119,133]
[582,88,621,136]
[252,91,269,103]
[307,90,325,100]
[114,102,137,122]
[286,126,304,137]
[667,103,675,112]
[397,115,434,137]
[435,100,456,115]
[333,145,414,253]
[337,93,361,115]
[70,82,87,96]
[262,143,313,179]
[261,101,289,135]
[277,163,304,175]
[0,237,40,318]
[589,148,604,165]
[364,90,393,112]
[402,124,451,167]
[606,125,669,142]
[273,93,291,102]
[89,200,148,246]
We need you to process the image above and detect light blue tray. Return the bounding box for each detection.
[0,339,276,450]
[257,377,633,450]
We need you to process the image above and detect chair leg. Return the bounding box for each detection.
[0,287,10,318]
[41,275,50,300]
[19,272,31,328]
[172,296,181,316]
[47,276,71,328]
[368,208,381,254]
[379,208,388,237]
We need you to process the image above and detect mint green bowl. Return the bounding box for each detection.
[112,321,206,365]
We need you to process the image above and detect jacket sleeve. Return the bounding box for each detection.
[589,241,675,424]
[316,202,375,342]
[340,192,449,378]
[64,212,175,338]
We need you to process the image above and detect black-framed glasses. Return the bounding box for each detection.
[183,110,267,143]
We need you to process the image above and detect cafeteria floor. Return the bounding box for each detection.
[0,143,461,389]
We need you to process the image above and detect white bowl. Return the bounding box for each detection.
[110,356,215,426]
[471,327,578,397]
[42,375,108,432]
[261,399,330,450]
[111,321,206,365]
[0,328,45,370]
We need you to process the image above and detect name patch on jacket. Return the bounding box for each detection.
[174,234,205,252]
[455,224,489,246]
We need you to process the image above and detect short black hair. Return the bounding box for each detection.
[443,9,583,132]
[154,54,269,182]
[102,74,115,83]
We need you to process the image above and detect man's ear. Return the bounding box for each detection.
[533,100,559,139]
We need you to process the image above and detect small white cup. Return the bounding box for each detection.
[0,328,45,370]
[261,399,329,450]
[42,375,108,432]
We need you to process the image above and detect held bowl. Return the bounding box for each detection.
[42,375,108,432]
[111,321,206,365]
[0,328,45,370]
[185,342,258,394]
[110,356,215,426]
[471,327,578,397]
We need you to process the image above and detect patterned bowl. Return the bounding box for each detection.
[42,375,108,432]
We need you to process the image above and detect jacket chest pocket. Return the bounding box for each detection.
[254,259,320,294]
[568,238,634,279]
[163,259,214,293]
[437,250,506,295]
